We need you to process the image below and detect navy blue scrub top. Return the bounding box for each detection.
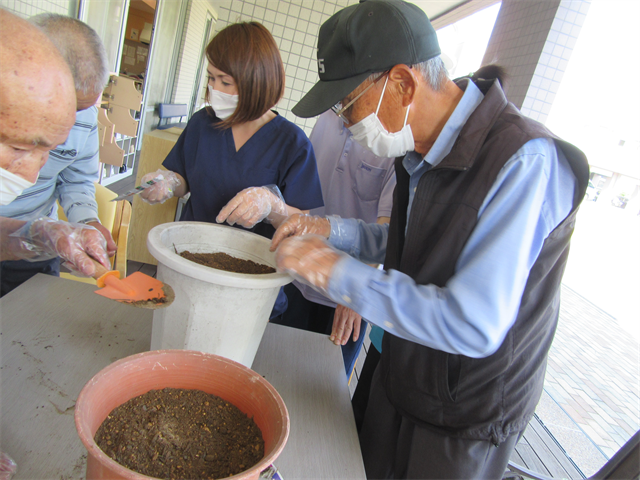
[163,108,323,239]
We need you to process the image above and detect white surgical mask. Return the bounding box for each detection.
[348,76,415,157]
[208,85,239,120]
[0,167,36,205]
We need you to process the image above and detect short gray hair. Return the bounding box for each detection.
[29,13,109,95]
[412,56,449,92]
[366,56,449,92]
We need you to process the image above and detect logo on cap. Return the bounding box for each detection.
[317,49,325,73]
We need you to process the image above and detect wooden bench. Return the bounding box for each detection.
[156,103,187,130]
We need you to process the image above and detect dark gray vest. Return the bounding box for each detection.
[381,78,589,444]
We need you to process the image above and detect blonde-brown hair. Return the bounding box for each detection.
[206,22,285,128]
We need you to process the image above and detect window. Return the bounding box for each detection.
[436,3,501,79]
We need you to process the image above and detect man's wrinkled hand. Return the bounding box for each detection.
[87,221,116,257]
[270,214,331,252]
[275,234,342,293]
[10,217,110,277]
[330,305,362,346]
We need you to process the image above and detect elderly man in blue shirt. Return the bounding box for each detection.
[271,0,589,478]
[0,13,116,296]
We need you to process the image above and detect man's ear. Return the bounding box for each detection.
[389,64,417,107]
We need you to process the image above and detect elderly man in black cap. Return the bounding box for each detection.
[270,0,589,477]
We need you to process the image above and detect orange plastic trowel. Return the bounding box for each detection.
[91,259,175,309]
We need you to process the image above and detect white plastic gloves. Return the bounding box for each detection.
[271,213,364,346]
[0,451,17,480]
[275,234,344,295]
[139,169,182,205]
[217,185,287,228]
[9,217,111,277]
[268,214,341,295]
[270,213,332,247]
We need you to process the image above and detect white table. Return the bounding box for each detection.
[0,274,365,479]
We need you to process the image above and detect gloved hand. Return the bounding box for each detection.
[85,221,117,257]
[139,169,182,205]
[216,185,287,228]
[0,451,17,480]
[275,234,344,295]
[270,214,331,252]
[9,217,111,277]
[330,305,363,346]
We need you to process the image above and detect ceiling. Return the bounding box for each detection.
[205,0,472,23]
[410,0,470,20]
[202,0,481,28]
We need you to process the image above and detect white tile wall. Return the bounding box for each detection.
[0,0,74,17]
[212,0,351,135]
[482,0,591,123]
[3,0,593,131]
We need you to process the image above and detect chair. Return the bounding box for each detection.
[57,182,132,283]
[504,430,640,480]
[156,103,188,130]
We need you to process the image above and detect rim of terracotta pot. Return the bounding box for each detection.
[75,349,290,480]
[147,221,291,289]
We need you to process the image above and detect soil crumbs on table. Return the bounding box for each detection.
[95,388,265,480]
[180,251,276,274]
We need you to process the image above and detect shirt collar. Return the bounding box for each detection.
[404,78,484,172]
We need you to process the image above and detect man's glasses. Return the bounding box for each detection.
[331,73,387,124]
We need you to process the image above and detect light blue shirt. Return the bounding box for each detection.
[297,110,396,307]
[323,80,577,359]
[0,106,100,223]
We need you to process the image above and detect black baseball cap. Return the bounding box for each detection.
[292,0,441,118]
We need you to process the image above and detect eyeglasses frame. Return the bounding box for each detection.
[331,72,388,124]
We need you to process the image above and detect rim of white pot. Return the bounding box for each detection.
[147,222,291,289]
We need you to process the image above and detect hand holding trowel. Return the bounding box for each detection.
[91,259,175,309]
[7,217,173,308]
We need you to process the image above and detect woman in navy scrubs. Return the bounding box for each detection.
[141,22,323,317]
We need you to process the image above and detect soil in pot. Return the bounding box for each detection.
[94,387,265,480]
[179,251,276,275]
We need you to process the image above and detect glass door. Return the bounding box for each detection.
[189,14,215,116]
[79,0,129,73]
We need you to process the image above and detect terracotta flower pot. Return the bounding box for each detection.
[75,350,289,480]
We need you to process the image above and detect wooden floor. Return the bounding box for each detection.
[126,260,585,480]
[510,415,585,479]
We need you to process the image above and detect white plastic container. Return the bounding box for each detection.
[147,222,291,367]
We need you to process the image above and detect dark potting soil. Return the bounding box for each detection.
[94,388,265,480]
[179,251,276,275]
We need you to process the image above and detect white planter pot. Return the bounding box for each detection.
[147,222,291,367]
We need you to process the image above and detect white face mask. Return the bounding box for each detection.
[348,76,415,157]
[0,167,36,205]
[208,85,239,120]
